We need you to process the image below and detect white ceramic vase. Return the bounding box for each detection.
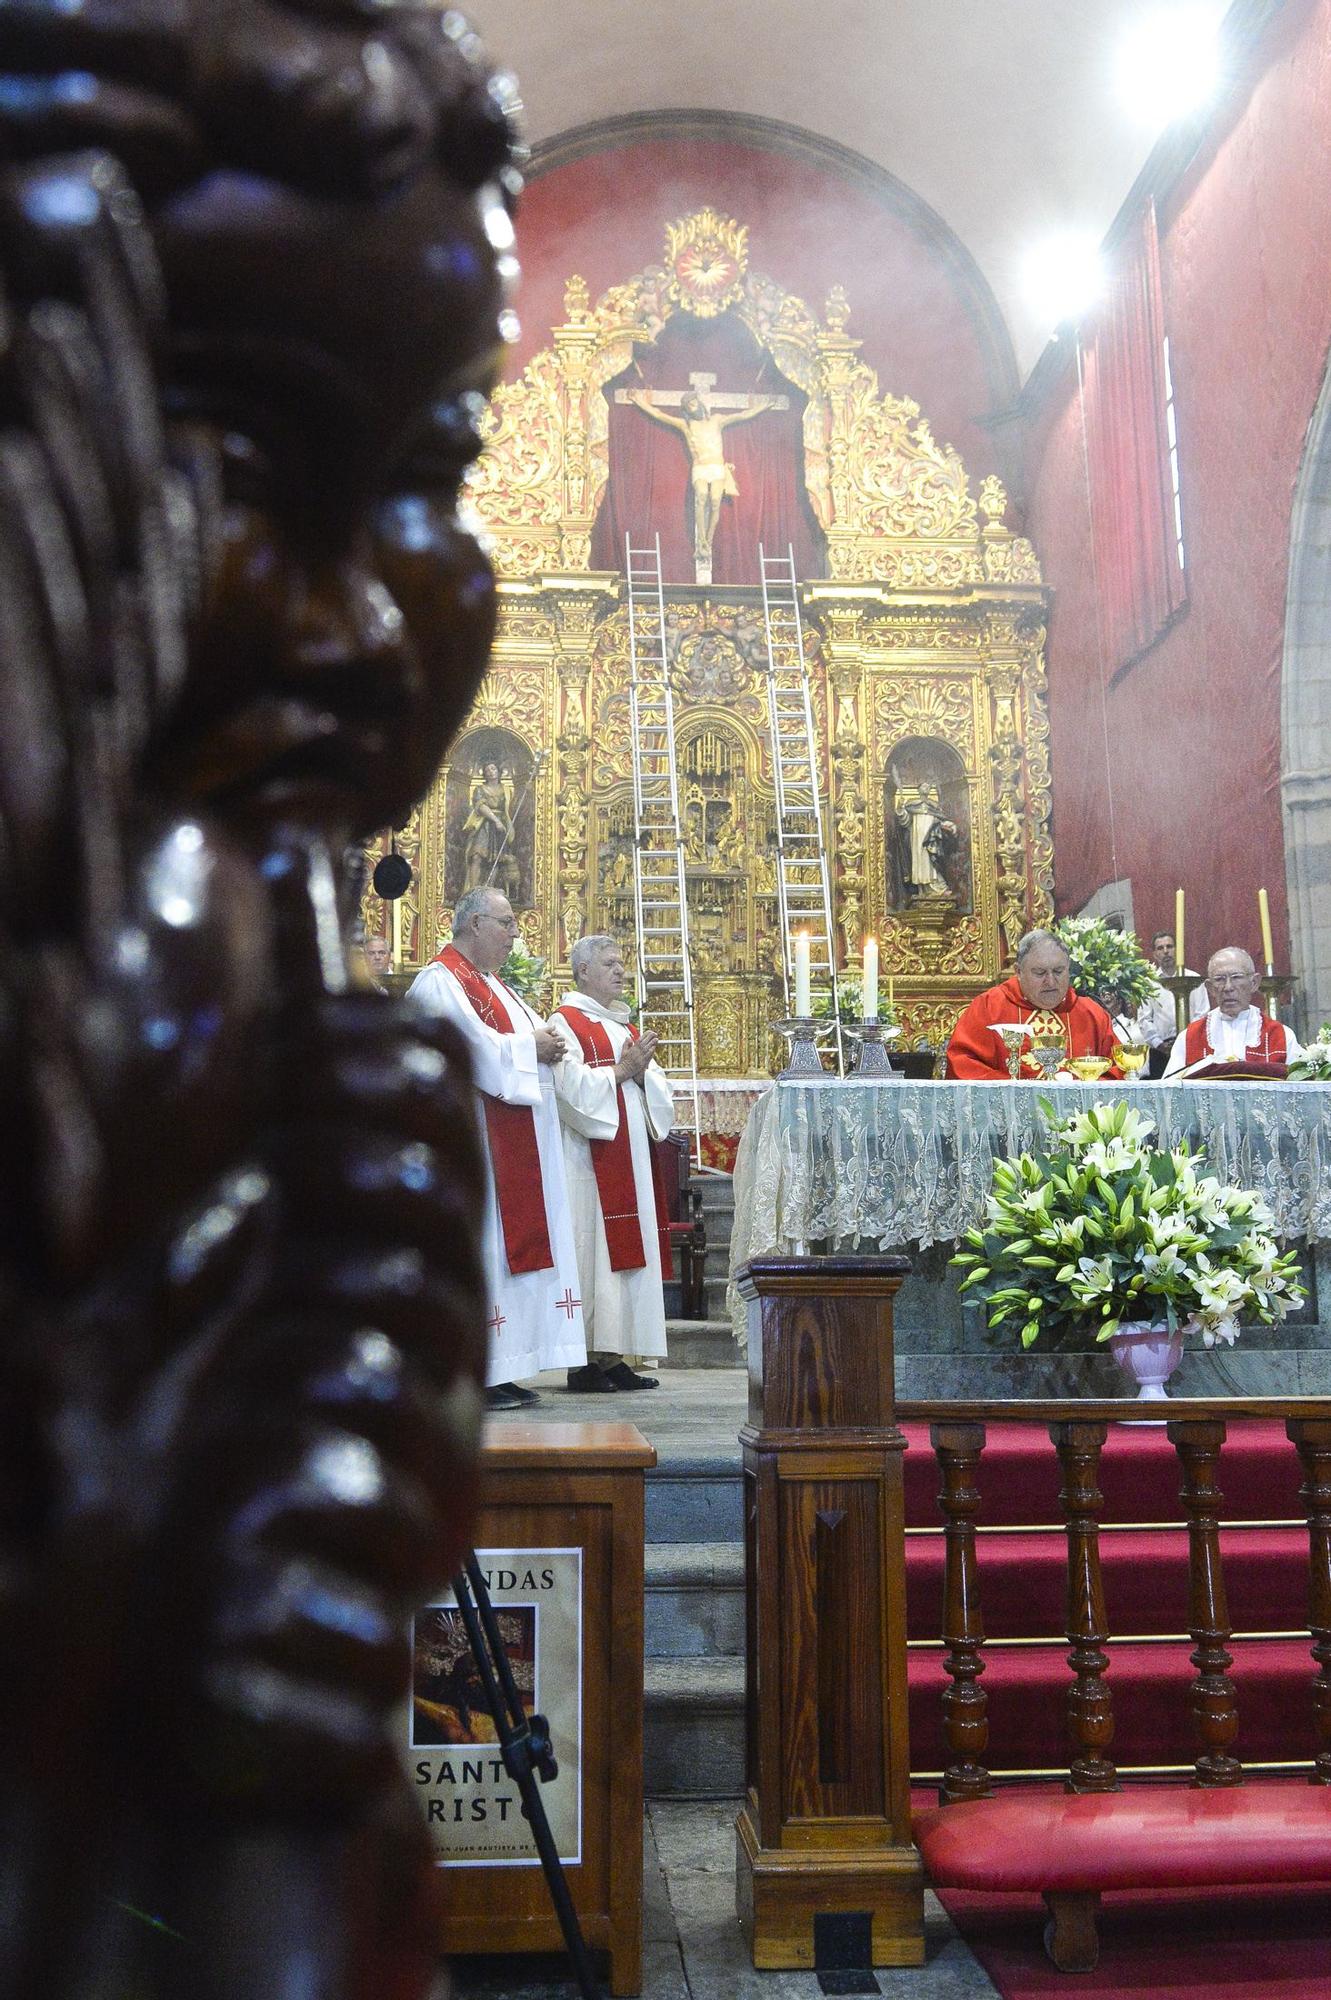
[1108,1321,1186,1400]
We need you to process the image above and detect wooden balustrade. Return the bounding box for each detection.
[1288,1417,1331,1784]
[931,1422,990,1804]
[1169,1419,1240,1785]
[1052,1420,1116,1792]
[899,1396,1331,1801]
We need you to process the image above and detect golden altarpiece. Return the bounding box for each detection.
[365,212,1052,1080]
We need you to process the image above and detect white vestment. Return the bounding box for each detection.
[1134,983,1177,1050]
[1162,1004,1302,1075]
[549,992,676,1360]
[409,961,586,1384]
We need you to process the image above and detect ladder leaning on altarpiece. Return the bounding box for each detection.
[624,535,702,1155]
[759,544,844,1073]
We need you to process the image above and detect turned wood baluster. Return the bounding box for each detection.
[1051,1421,1117,1792]
[931,1421,991,1803]
[1168,1419,1241,1785]
[1286,1417,1331,1784]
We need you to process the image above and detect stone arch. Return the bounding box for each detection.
[1281,354,1331,1033]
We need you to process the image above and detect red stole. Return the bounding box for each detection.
[1182,1012,1287,1067]
[558,1005,671,1277]
[436,945,553,1274]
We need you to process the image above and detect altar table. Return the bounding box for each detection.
[728,1079,1331,1391]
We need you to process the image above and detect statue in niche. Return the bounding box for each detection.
[463,760,520,896]
[887,742,972,914]
[0,4,517,1993]
[447,731,535,908]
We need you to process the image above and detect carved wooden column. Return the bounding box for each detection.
[1051,1420,1117,1793]
[1287,1416,1331,1783]
[550,579,615,971]
[931,1421,991,1803]
[1168,1418,1241,1785]
[734,1256,924,1972]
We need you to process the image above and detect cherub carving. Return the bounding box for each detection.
[0,5,520,1994]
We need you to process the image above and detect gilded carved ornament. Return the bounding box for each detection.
[463,211,1043,591]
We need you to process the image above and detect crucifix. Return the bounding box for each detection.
[615,370,789,582]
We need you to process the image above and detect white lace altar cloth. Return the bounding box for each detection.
[728,1078,1331,1348]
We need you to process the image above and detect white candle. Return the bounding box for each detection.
[793,931,811,1016]
[1259,887,1274,973]
[862,937,879,1021]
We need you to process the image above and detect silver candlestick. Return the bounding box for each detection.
[773,1017,829,1079]
[844,1020,902,1077]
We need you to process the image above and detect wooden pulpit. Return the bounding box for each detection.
[734,1256,925,1971]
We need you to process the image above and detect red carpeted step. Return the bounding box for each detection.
[902,1419,1304,1529]
[906,1524,1312,1640]
[908,1634,1320,1776]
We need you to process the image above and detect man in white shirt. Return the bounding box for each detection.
[1162,946,1302,1075]
[550,934,676,1391]
[409,888,587,1409]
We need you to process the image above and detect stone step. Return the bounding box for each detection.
[662,1318,740,1369]
[694,1172,735,1212]
[645,1458,743,1544]
[645,1541,745,1658]
[643,1655,746,1799]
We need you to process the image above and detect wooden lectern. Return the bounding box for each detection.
[734,1257,925,1971]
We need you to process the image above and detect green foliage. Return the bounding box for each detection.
[500,937,549,1005]
[950,1098,1305,1351]
[1288,1025,1331,1081]
[1053,916,1157,1012]
[812,973,897,1026]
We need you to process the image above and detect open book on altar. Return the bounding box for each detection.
[1171,1056,1289,1081]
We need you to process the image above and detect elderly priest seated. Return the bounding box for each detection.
[1162,946,1302,1075]
[945,928,1116,1079]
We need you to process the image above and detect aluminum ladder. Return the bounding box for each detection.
[759,543,843,1073]
[624,534,702,1153]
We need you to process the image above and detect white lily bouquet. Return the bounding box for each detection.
[950,1099,1305,1352]
[1288,1026,1331,1081]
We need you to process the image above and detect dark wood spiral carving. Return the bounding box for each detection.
[0,6,519,1992]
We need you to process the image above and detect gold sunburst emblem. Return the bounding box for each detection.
[664,210,748,319]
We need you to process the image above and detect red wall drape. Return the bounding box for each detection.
[590,311,825,584]
[1082,202,1188,677]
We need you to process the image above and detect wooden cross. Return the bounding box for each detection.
[613,370,789,414]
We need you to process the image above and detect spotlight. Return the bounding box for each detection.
[1021,231,1106,333]
[1115,4,1224,129]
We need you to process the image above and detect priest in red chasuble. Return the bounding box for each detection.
[550,934,676,1391]
[1162,946,1301,1075]
[946,929,1116,1079]
[409,888,587,1408]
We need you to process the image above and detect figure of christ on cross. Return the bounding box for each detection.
[618,370,789,581]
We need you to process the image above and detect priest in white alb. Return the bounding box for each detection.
[550,933,676,1392]
[1162,945,1302,1075]
[408,887,587,1410]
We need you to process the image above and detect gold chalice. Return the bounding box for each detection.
[1067,1055,1112,1082]
[1111,1042,1149,1080]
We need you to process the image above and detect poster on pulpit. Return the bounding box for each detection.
[410,1547,583,1867]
